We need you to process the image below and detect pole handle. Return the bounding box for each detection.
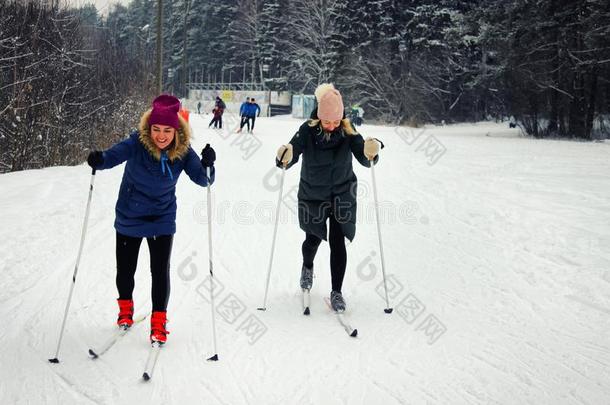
[279,146,288,168]
[373,137,385,149]
[367,138,384,163]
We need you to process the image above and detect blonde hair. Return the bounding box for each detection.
[308,118,358,135]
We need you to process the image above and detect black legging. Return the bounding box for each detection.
[116,232,174,312]
[301,214,347,292]
[248,116,256,130]
[239,116,250,131]
[209,115,222,128]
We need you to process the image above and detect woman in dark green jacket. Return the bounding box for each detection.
[276,84,381,312]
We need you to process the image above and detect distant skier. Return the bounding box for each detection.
[350,104,364,126]
[509,116,517,128]
[246,97,261,133]
[237,97,251,133]
[209,96,226,129]
[209,105,223,129]
[86,94,216,344]
[275,84,381,312]
[197,101,202,114]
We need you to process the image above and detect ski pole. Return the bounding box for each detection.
[258,150,288,311]
[49,168,97,363]
[205,166,219,361]
[369,140,393,314]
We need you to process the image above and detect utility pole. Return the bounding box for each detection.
[155,0,163,94]
[180,0,191,97]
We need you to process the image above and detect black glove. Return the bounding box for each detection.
[200,144,216,167]
[87,151,104,169]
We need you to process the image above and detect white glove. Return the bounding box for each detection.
[277,144,293,166]
[364,137,380,160]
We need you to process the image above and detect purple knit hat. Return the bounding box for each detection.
[149,94,180,130]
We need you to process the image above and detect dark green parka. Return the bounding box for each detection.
[277,117,379,242]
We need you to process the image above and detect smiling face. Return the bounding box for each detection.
[151,124,176,150]
[321,119,341,132]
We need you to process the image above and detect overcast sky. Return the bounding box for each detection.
[71,0,128,15]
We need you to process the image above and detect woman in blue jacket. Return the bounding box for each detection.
[87,94,216,344]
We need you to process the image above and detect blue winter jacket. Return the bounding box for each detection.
[245,102,261,117]
[94,113,215,238]
[239,101,249,116]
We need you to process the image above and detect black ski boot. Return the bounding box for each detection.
[300,265,314,290]
[330,290,346,312]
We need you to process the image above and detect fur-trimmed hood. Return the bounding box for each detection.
[138,109,191,162]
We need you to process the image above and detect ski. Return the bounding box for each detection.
[302,288,311,315]
[88,313,148,359]
[88,325,130,358]
[142,341,163,381]
[323,297,358,338]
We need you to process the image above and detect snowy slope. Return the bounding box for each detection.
[1,113,609,405]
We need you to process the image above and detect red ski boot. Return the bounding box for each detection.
[117,299,134,327]
[150,311,169,343]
